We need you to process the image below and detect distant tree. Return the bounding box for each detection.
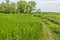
[0,0,37,14]
[6,0,9,4]
[10,2,16,13]
[17,1,36,13]
[5,0,10,13]
[36,9,41,13]
[28,1,36,13]
[0,2,6,13]
[0,0,16,13]
[17,1,28,13]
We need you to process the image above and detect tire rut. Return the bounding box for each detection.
[42,23,54,40]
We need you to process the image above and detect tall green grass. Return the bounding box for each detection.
[0,13,60,40]
[0,14,45,40]
[41,14,60,40]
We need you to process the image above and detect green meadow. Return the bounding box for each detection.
[0,13,60,40]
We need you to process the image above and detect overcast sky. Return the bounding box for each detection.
[0,0,60,12]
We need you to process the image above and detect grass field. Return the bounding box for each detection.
[0,13,60,40]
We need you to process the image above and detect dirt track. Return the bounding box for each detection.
[43,23,54,40]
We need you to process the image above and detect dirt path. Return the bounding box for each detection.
[42,23,54,40]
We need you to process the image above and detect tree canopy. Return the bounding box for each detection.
[0,0,40,13]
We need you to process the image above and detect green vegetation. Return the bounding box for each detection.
[0,0,39,13]
[0,0,60,40]
[0,14,45,40]
[0,13,60,40]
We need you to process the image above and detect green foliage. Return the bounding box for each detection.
[32,13,60,40]
[41,14,60,40]
[0,14,45,40]
[6,0,9,4]
[17,1,28,13]
[0,0,37,13]
[0,12,60,40]
[17,1,36,13]
[0,2,6,13]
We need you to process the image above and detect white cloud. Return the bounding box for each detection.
[40,0,60,1]
[39,1,60,12]
[33,0,60,12]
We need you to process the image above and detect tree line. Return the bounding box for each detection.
[0,0,40,13]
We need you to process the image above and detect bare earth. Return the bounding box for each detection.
[43,23,54,40]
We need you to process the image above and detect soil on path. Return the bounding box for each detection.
[43,23,54,40]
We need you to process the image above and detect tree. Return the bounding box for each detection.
[0,0,37,13]
[17,1,36,13]
[36,9,41,13]
[10,2,16,13]
[17,1,28,13]
[5,0,10,13]
[0,0,16,13]
[6,0,9,4]
[0,2,6,13]
[28,1,36,13]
